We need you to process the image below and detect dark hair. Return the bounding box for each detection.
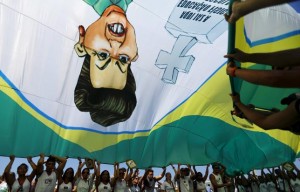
[17,163,28,171]
[46,156,56,164]
[62,167,74,182]
[100,170,110,183]
[82,168,90,175]
[74,55,137,127]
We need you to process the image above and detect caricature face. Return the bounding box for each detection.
[83,5,138,90]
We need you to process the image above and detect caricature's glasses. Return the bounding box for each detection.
[83,45,131,74]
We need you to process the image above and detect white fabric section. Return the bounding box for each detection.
[0,0,227,131]
[244,4,300,43]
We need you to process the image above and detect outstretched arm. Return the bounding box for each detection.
[4,155,16,186]
[231,94,300,130]
[75,158,85,181]
[154,167,166,181]
[226,61,300,88]
[225,48,300,68]
[27,156,37,182]
[203,164,210,181]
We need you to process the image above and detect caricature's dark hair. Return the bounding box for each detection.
[74,55,137,127]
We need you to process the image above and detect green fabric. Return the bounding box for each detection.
[83,0,133,15]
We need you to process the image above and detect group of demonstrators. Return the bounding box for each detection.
[224,0,300,133]
[0,155,300,192]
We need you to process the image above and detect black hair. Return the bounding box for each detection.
[74,55,137,127]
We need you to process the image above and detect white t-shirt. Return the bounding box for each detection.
[259,183,268,192]
[0,181,8,192]
[290,178,300,192]
[251,182,259,192]
[34,171,57,192]
[129,184,141,192]
[211,173,225,192]
[278,178,290,192]
[114,179,128,192]
[266,181,277,192]
[97,182,112,192]
[195,181,206,192]
[178,177,194,192]
[58,181,73,192]
[237,185,246,192]
[11,178,31,192]
[75,177,94,192]
[161,181,175,192]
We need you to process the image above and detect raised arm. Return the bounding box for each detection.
[36,153,45,176]
[75,158,85,181]
[226,61,300,88]
[4,155,16,186]
[53,155,67,175]
[111,162,119,187]
[154,167,166,181]
[95,161,101,187]
[187,164,195,178]
[27,156,37,182]
[175,164,181,180]
[225,48,300,68]
[203,164,210,181]
[231,94,300,130]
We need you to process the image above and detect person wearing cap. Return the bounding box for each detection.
[209,163,231,192]
[34,154,67,192]
[175,164,195,192]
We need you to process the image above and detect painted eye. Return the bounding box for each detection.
[119,55,130,64]
[97,51,110,60]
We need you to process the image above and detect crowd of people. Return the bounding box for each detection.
[0,155,300,192]
[224,0,300,133]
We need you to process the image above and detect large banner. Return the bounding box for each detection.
[0,0,300,174]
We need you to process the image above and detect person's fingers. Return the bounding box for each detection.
[224,54,234,58]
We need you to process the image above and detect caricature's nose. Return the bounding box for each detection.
[110,40,122,58]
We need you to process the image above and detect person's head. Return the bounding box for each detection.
[265,173,271,181]
[212,164,221,174]
[45,156,56,172]
[165,172,172,180]
[81,168,90,180]
[147,169,154,180]
[100,170,110,182]
[195,171,203,181]
[17,163,28,176]
[132,176,139,185]
[119,168,126,179]
[63,167,75,181]
[258,176,264,183]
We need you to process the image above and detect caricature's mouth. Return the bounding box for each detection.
[108,23,125,37]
